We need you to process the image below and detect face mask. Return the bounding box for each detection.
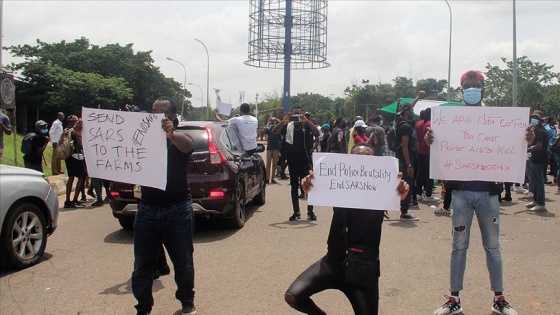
[40,129,48,135]
[530,118,539,126]
[463,88,482,105]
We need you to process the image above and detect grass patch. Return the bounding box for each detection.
[2,132,65,177]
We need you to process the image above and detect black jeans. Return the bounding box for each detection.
[416,153,433,197]
[285,253,379,315]
[288,159,314,214]
[399,162,413,215]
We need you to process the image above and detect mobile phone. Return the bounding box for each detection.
[290,115,300,122]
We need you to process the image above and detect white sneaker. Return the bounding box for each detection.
[424,195,440,202]
[522,193,534,200]
[416,194,424,201]
[525,202,536,208]
[529,205,547,212]
[513,186,526,193]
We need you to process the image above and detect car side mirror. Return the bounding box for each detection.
[256,143,265,153]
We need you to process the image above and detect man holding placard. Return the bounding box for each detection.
[285,143,409,315]
[214,103,258,155]
[131,97,197,315]
[428,70,531,315]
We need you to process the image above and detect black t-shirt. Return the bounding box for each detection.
[326,207,384,259]
[141,139,193,206]
[531,124,549,164]
[23,134,48,164]
[395,119,413,161]
[283,123,315,162]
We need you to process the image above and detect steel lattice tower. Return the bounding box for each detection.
[245,0,329,114]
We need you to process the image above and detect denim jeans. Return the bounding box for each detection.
[132,199,195,313]
[449,190,503,292]
[530,162,546,206]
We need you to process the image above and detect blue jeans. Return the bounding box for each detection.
[449,190,503,292]
[132,199,195,313]
[530,162,546,206]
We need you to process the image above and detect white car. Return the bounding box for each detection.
[0,165,59,269]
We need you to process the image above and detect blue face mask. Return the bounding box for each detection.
[463,88,482,105]
[530,118,539,126]
[40,129,48,135]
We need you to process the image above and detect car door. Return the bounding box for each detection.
[223,127,257,197]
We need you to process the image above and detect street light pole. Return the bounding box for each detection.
[444,0,452,102]
[194,38,210,116]
[188,82,204,107]
[166,57,187,120]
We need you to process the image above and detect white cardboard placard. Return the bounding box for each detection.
[430,106,529,183]
[216,101,233,117]
[307,153,401,211]
[81,107,167,190]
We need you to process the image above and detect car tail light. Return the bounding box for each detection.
[209,191,225,198]
[206,126,227,164]
[110,191,120,198]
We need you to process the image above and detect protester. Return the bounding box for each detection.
[273,106,320,221]
[349,119,368,149]
[214,103,258,155]
[319,123,331,153]
[285,143,410,315]
[327,118,346,153]
[415,108,439,202]
[49,112,65,175]
[365,115,385,157]
[261,117,281,184]
[526,110,549,212]
[545,116,557,183]
[64,118,87,209]
[131,96,197,315]
[23,120,50,172]
[0,111,12,164]
[427,70,527,315]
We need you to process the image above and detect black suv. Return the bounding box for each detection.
[109,121,266,229]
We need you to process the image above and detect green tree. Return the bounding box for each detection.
[484,56,558,107]
[6,37,186,115]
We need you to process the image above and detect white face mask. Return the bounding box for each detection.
[463,88,482,105]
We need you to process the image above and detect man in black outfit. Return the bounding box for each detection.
[284,143,410,315]
[273,106,320,221]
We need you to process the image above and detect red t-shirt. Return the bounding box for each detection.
[416,120,431,155]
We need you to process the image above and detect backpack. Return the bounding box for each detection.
[551,135,560,154]
[56,129,74,160]
[387,120,408,152]
[21,133,37,155]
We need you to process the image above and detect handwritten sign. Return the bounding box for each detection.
[430,106,529,183]
[81,107,168,190]
[307,153,401,211]
[217,101,233,116]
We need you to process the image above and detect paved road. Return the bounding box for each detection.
[1,181,558,315]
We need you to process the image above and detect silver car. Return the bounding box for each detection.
[0,165,59,269]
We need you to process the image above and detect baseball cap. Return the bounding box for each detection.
[35,120,48,128]
[460,70,484,84]
[322,123,330,130]
[354,120,366,128]
[396,103,412,116]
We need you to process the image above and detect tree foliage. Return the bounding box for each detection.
[484,56,559,114]
[6,37,187,115]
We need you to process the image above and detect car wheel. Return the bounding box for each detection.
[118,217,135,230]
[252,173,266,206]
[1,203,48,269]
[226,182,246,228]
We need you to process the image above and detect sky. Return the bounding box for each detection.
[2,0,559,108]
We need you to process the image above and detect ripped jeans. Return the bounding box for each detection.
[449,190,503,293]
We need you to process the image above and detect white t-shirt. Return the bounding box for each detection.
[229,115,258,151]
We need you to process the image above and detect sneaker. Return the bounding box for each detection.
[492,296,518,315]
[400,214,419,221]
[434,295,462,315]
[503,195,512,202]
[521,193,534,200]
[525,202,536,208]
[513,186,526,193]
[528,205,547,212]
[91,200,104,207]
[416,194,424,201]
[423,195,440,202]
[182,303,197,315]
[280,174,289,180]
[434,208,451,216]
[307,211,317,221]
[289,212,301,221]
[383,211,390,219]
[409,201,419,209]
[298,193,307,199]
